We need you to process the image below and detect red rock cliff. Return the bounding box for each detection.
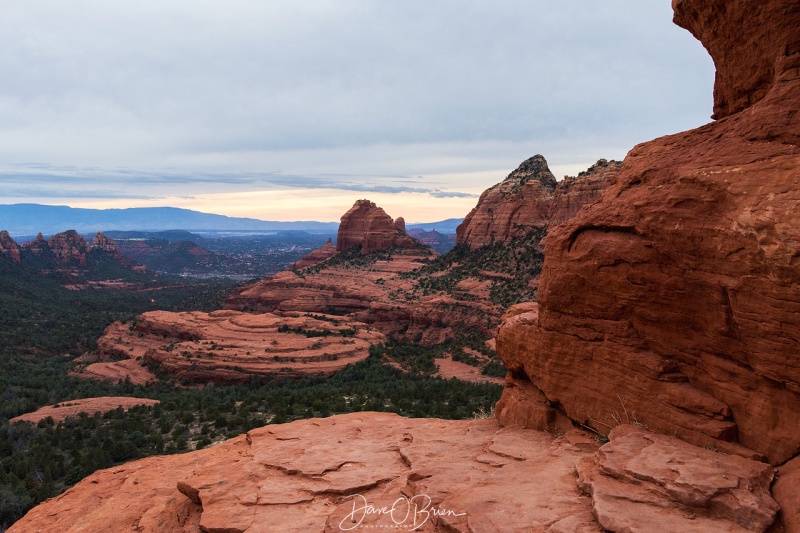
[91,232,123,259]
[336,199,417,253]
[456,156,620,250]
[47,230,89,267]
[0,230,20,263]
[497,0,800,464]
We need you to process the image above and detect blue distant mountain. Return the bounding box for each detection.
[0,204,340,236]
[0,203,463,236]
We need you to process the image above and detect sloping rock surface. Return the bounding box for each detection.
[10,414,779,532]
[290,238,338,270]
[495,0,800,464]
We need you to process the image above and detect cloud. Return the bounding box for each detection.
[0,165,479,200]
[0,1,715,218]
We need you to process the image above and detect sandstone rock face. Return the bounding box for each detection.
[289,238,338,270]
[496,0,800,463]
[547,159,623,227]
[336,200,418,253]
[47,230,89,267]
[9,397,159,425]
[672,0,800,120]
[577,425,778,533]
[80,310,383,384]
[0,230,20,263]
[456,156,620,250]
[774,456,800,532]
[11,414,779,532]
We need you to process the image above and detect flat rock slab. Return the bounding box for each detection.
[9,396,159,424]
[577,425,778,533]
[10,414,781,532]
[11,413,601,532]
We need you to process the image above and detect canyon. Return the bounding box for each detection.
[9,0,800,531]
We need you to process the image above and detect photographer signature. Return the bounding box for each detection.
[338,493,466,531]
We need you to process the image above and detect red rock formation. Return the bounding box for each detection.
[456,156,621,250]
[9,397,159,425]
[775,456,800,532]
[10,413,779,532]
[0,230,20,263]
[47,230,89,267]
[90,232,122,259]
[577,424,778,532]
[79,310,383,384]
[336,199,418,253]
[496,0,800,464]
[547,159,623,227]
[225,253,497,345]
[289,238,337,270]
[23,232,47,255]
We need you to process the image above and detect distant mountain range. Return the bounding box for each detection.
[0,204,462,236]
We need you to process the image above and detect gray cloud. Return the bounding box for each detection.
[0,1,715,209]
[0,165,479,199]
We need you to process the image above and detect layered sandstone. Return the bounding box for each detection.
[9,397,159,425]
[496,0,800,464]
[456,156,621,250]
[225,252,497,345]
[0,230,20,263]
[289,238,337,270]
[78,310,383,384]
[336,200,418,253]
[10,414,778,532]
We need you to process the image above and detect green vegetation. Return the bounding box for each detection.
[405,229,546,307]
[0,253,502,529]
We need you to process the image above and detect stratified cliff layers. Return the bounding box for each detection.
[497,0,800,464]
[456,156,621,250]
[336,199,418,253]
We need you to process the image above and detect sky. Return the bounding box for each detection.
[0,1,715,223]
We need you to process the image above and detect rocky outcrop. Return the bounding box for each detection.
[225,253,498,345]
[336,199,418,253]
[90,232,122,259]
[47,230,89,267]
[289,238,337,270]
[9,397,159,425]
[456,156,620,250]
[78,310,383,384]
[24,233,47,255]
[672,0,800,120]
[0,230,20,263]
[11,413,779,532]
[547,159,623,227]
[495,0,800,464]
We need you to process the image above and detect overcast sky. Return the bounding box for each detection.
[0,1,715,222]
